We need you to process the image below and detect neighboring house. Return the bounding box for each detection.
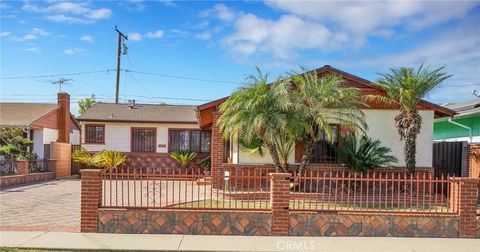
[0,93,80,159]
[197,65,456,169]
[76,102,210,167]
[434,99,480,143]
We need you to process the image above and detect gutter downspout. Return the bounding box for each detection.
[448,118,472,142]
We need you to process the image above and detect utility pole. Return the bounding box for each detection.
[115,26,128,104]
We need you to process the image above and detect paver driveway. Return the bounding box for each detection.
[0,178,80,232]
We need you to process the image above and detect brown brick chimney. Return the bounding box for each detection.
[57,92,70,143]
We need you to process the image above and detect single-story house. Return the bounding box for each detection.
[77,65,455,171]
[0,92,80,159]
[196,65,456,172]
[76,102,210,168]
[434,99,480,143]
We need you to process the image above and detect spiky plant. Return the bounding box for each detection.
[337,135,398,172]
[101,150,126,171]
[377,65,451,173]
[72,148,103,168]
[170,151,197,169]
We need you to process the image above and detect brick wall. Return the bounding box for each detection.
[466,144,480,179]
[450,178,479,238]
[57,92,70,143]
[124,152,206,171]
[98,209,272,235]
[50,142,71,178]
[270,173,290,236]
[0,161,55,188]
[289,213,459,237]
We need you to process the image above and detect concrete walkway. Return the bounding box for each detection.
[1,231,479,252]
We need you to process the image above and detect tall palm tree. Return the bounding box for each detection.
[377,65,452,173]
[290,69,367,175]
[218,68,295,172]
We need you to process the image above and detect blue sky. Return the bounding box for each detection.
[1,1,480,115]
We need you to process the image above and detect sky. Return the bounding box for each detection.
[1,0,480,115]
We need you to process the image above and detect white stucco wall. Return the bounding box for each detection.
[70,129,80,145]
[362,109,434,167]
[234,109,435,167]
[42,128,58,144]
[81,122,199,153]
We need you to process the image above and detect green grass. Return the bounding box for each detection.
[172,199,452,212]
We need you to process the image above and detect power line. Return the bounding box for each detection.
[123,69,242,85]
[0,69,114,80]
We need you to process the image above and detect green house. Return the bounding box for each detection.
[434,99,480,143]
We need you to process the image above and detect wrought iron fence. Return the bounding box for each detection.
[28,160,54,173]
[290,169,457,214]
[0,160,17,176]
[101,167,271,210]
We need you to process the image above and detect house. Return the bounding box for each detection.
[434,99,480,143]
[76,101,210,168]
[196,65,456,172]
[0,93,80,160]
[77,66,455,171]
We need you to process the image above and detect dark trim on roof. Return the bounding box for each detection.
[77,119,199,124]
[196,65,456,118]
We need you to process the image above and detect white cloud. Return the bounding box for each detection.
[121,0,146,11]
[158,0,177,7]
[64,48,84,55]
[22,1,112,24]
[145,30,164,39]
[23,47,41,52]
[201,3,235,22]
[23,34,37,40]
[31,28,49,36]
[223,14,345,59]
[265,1,477,35]
[128,32,142,41]
[45,14,91,24]
[80,34,95,43]
[85,8,111,20]
[195,31,211,40]
[0,31,11,38]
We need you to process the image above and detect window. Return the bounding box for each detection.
[169,129,211,153]
[84,124,105,144]
[131,128,156,153]
[310,125,339,163]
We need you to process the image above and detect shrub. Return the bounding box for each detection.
[170,151,197,169]
[101,150,126,171]
[337,135,398,172]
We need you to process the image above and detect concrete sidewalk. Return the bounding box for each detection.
[0,231,478,252]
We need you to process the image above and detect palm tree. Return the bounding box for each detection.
[290,69,367,175]
[101,150,127,171]
[377,65,451,173]
[218,68,295,172]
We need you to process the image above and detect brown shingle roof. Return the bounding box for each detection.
[0,103,59,127]
[77,103,198,124]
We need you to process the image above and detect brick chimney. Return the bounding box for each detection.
[57,92,70,143]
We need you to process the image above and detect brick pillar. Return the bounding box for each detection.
[80,169,102,233]
[50,142,71,178]
[16,160,29,184]
[270,173,290,236]
[450,178,479,238]
[57,92,70,143]
[211,111,224,189]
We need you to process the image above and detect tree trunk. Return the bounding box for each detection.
[298,135,315,176]
[404,129,417,173]
[266,143,286,173]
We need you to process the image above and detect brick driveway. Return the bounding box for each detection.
[0,178,80,232]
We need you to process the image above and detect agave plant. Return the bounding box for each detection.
[337,135,398,172]
[72,148,103,168]
[170,151,197,169]
[100,150,126,171]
